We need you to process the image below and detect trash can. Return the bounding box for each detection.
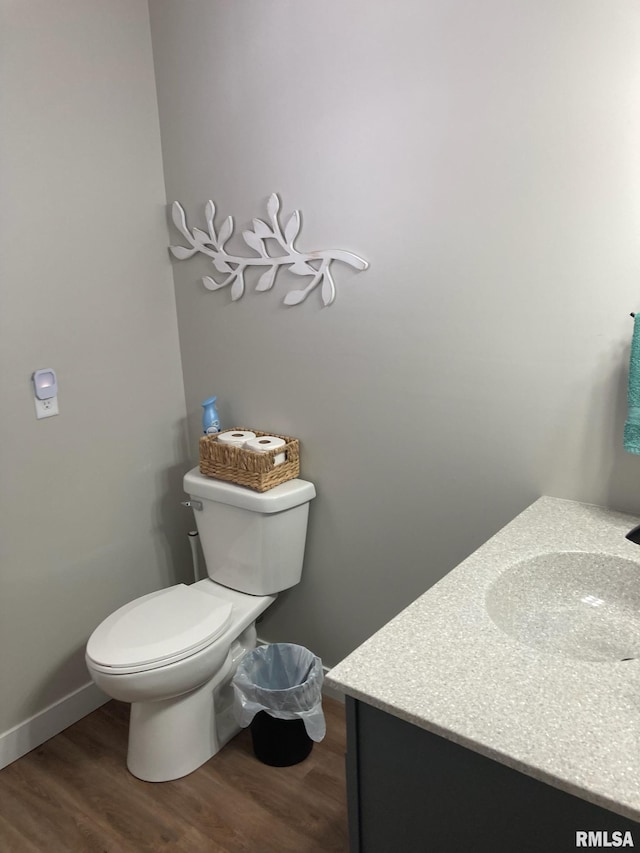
[232,643,325,767]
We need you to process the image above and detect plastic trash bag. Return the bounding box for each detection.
[232,643,326,742]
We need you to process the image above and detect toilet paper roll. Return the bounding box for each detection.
[217,430,257,446]
[244,435,287,465]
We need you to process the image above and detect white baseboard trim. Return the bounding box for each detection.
[321,669,345,703]
[0,681,109,771]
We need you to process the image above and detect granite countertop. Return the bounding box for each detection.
[326,497,640,822]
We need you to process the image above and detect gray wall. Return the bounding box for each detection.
[149,0,640,667]
[0,0,191,735]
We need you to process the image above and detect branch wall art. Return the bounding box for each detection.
[169,193,369,307]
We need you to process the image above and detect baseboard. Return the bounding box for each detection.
[0,681,109,771]
[321,670,345,703]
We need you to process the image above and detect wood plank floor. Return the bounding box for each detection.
[0,697,348,852]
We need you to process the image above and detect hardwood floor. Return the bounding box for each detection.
[0,697,348,852]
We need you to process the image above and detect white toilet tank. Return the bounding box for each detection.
[183,467,316,596]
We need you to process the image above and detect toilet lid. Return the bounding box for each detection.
[86,584,233,670]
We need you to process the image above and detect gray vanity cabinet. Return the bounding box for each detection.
[345,698,639,853]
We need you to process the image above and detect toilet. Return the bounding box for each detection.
[85,466,316,782]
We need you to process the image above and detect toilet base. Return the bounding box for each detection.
[126,629,253,782]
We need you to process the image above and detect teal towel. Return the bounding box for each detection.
[624,314,640,454]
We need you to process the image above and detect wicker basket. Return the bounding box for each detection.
[199,429,300,492]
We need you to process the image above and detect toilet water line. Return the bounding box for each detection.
[188,530,200,582]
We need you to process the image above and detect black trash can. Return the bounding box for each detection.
[250,711,313,767]
[232,643,325,767]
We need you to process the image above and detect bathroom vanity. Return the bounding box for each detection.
[327,498,640,852]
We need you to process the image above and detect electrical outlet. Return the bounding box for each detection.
[34,395,59,419]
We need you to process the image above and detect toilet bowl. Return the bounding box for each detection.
[86,579,275,781]
[85,469,315,782]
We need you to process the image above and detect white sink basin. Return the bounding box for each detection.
[485,551,640,662]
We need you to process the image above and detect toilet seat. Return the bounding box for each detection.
[86,584,233,673]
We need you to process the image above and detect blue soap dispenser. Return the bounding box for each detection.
[201,395,221,435]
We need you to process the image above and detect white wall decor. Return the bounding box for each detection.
[170,193,368,306]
